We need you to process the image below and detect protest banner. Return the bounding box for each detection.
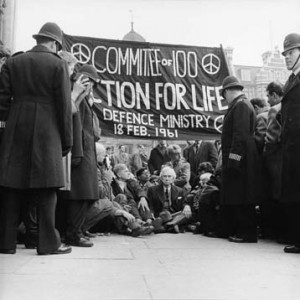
[63,34,230,140]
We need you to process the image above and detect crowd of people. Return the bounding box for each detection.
[0,22,300,255]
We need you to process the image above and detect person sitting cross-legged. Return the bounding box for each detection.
[147,166,192,233]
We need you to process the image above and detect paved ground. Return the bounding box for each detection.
[0,232,300,300]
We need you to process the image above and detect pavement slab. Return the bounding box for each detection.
[1,233,300,300]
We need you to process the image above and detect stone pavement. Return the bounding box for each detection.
[1,233,300,300]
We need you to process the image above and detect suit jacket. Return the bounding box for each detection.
[148,145,170,174]
[0,45,72,188]
[255,111,268,154]
[281,72,300,203]
[147,183,187,218]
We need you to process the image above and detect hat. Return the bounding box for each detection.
[78,64,100,83]
[221,76,244,97]
[282,33,300,55]
[33,22,63,50]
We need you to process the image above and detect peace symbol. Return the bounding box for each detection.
[71,43,91,64]
[202,53,221,75]
[214,115,224,133]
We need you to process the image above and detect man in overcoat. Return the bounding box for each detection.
[148,140,170,175]
[219,76,259,243]
[0,22,73,255]
[64,64,100,247]
[280,33,300,253]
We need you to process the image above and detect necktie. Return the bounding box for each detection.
[165,188,171,206]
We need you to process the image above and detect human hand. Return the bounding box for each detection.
[122,211,135,223]
[182,205,192,218]
[138,197,149,211]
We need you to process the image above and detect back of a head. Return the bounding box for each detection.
[167,144,181,157]
[250,98,268,108]
[59,51,78,66]
[266,81,284,97]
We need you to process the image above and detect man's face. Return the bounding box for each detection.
[159,140,167,148]
[171,151,180,162]
[284,48,300,71]
[161,172,175,186]
[266,91,278,107]
[117,167,131,181]
[139,169,150,182]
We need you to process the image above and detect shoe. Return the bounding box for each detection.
[84,231,97,238]
[67,237,93,247]
[25,243,37,249]
[228,236,257,243]
[204,231,218,238]
[284,245,300,253]
[131,225,154,237]
[0,249,16,254]
[38,244,72,255]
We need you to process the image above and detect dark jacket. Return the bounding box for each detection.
[0,45,72,188]
[147,183,187,217]
[148,145,170,174]
[65,97,98,200]
[221,94,259,205]
[281,73,300,203]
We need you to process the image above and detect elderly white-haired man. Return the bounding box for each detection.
[147,166,192,233]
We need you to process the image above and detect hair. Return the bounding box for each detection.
[106,146,112,151]
[266,81,284,97]
[113,163,128,177]
[250,98,268,108]
[167,144,181,156]
[160,166,176,178]
[58,51,78,65]
[197,162,214,174]
[136,167,148,178]
[35,36,54,45]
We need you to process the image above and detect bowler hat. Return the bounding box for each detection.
[78,64,100,83]
[282,33,300,55]
[221,76,244,97]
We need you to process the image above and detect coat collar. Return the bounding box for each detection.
[28,44,58,56]
[283,73,300,97]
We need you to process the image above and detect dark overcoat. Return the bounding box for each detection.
[147,183,187,217]
[148,146,170,174]
[65,97,98,200]
[280,73,300,203]
[0,45,72,188]
[221,94,259,205]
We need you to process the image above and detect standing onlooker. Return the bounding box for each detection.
[148,140,170,175]
[64,64,100,248]
[250,98,269,154]
[280,33,300,253]
[0,22,73,255]
[260,81,286,240]
[113,145,130,169]
[219,76,259,243]
[130,144,147,175]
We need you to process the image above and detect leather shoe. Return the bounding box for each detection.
[67,237,93,247]
[0,248,16,254]
[228,235,257,243]
[84,231,97,238]
[284,245,300,253]
[38,244,72,255]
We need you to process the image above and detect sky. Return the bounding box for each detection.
[14,0,300,66]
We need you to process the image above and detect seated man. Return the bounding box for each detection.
[136,167,157,194]
[111,163,153,233]
[83,143,152,237]
[147,166,192,233]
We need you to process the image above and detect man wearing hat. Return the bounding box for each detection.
[0,22,73,255]
[218,76,259,243]
[280,33,300,253]
[64,64,101,247]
